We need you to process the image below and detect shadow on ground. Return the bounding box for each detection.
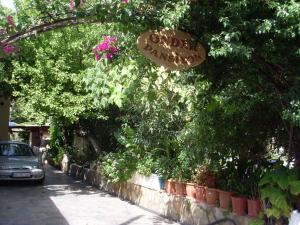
[0,165,179,225]
[0,178,70,225]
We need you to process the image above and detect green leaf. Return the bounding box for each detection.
[266,208,281,219]
[259,173,273,187]
[260,186,290,214]
[274,169,289,190]
[288,169,298,181]
[290,181,300,195]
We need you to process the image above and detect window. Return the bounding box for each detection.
[0,144,34,156]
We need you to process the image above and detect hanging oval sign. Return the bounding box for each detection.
[137,29,206,70]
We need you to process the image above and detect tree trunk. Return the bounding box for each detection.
[87,134,101,153]
[0,95,10,141]
[75,125,101,153]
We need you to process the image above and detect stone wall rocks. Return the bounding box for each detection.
[68,164,249,225]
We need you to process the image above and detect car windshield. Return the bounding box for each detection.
[0,143,34,157]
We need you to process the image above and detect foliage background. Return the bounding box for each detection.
[1,1,299,204]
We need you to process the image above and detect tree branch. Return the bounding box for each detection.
[251,53,290,94]
[1,17,103,45]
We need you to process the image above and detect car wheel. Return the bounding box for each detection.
[35,177,45,185]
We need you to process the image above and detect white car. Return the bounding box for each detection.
[0,141,45,183]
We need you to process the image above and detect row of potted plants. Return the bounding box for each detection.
[160,165,261,218]
[164,179,261,217]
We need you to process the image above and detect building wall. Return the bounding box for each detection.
[30,129,41,147]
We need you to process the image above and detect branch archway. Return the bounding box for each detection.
[1,17,102,45]
[0,1,157,46]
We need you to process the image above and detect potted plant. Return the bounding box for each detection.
[186,182,197,199]
[203,169,218,206]
[166,178,176,194]
[193,165,217,203]
[195,184,206,202]
[247,177,262,218]
[219,189,232,210]
[247,198,261,218]
[216,173,233,210]
[158,176,166,190]
[231,177,248,216]
[172,166,187,196]
[178,161,198,199]
[232,195,247,216]
[174,180,186,196]
[153,157,171,191]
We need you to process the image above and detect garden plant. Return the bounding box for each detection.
[0,0,299,224]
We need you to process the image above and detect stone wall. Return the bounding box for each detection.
[68,164,249,225]
[128,171,162,191]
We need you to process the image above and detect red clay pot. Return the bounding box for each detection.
[247,199,261,217]
[219,190,232,209]
[186,183,197,198]
[206,188,219,206]
[174,181,186,196]
[166,179,176,194]
[195,185,206,202]
[232,196,247,216]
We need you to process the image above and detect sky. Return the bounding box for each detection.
[0,0,16,11]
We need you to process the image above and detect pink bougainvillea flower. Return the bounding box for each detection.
[69,0,75,12]
[109,46,118,54]
[93,35,119,61]
[3,44,15,54]
[106,53,113,60]
[95,53,101,61]
[6,15,14,28]
[96,42,109,51]
[122,0,129,4]
[110,36,118,42]
[104,36,117,43]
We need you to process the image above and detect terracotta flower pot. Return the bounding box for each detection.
[174,181,186,196]
[219,190,232,209]
[206,188,219,206]
[195,185,206,202]
[165,179,176,194]
[186,183,197,198]
[247,199,261,217]
[231,196,247,216]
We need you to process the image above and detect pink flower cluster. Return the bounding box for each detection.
[93,36,119,61]
[122,0,129,3]
[69,0,75,12]
[7,15,14,28]
[0,15,14,36]
[69,0,86,12]
[2,43,19,55]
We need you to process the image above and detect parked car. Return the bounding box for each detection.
[0,141,45,184]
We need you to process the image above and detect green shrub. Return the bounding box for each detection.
[101,150,137,182]
[259,165,300,220]
[136,153,155,176]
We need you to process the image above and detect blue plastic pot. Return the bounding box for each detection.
[158,177,165,190]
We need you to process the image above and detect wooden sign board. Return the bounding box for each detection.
[137,29,206,70]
